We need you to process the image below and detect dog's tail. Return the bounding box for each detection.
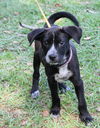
[46,11,79,27]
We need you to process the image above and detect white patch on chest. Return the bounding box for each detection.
[55,63,73,83]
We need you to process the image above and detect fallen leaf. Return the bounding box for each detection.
[4,30,12,34]
[37,19,45,24]
[13,41,20,44]
[21,120,28,126]
[3,17,8,21]
[0,126,8,128]
[86,9,97,14]
[84,36,91,40]
[24,70,31,74]
[80,1,91,5]
[27,62,33,66]
[96,107,100,112]
[42,110,49,117]
[14,12,20,16]
[55,3,62,7]
[3,82,10,88]
[19,47,26,51]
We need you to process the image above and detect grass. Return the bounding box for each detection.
[0,0,100,127]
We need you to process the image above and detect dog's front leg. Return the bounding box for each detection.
[48,77,60,116]
[70,77,93,125]
[31,51,41,98]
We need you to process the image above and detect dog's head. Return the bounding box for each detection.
[27,26,82,65]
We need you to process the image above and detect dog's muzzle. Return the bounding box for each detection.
[45,45,59,65]
[46,47,73,66]
[49,54,57,61]
[47,54,59,65]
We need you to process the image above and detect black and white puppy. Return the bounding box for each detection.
[27,12,93,125]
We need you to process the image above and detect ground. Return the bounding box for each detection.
[0,0,100,128]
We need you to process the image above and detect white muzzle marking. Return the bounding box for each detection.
[45,43,57,64]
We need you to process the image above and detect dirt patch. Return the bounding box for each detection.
[0,104,27,118]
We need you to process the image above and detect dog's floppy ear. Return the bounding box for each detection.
[27,28,46,45]
[62,26,82,44]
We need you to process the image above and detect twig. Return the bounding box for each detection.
[19,22,34,30]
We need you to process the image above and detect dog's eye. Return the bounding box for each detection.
[59,41,65,46]
[43,41,48,46]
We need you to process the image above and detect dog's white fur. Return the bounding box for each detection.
[31,90,40,99]
[55,63,73,82]
[46,42,73,82]
[46,44,57,64]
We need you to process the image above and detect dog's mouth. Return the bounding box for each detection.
[49,62,58,65]
[46,59,59,66]
[45,53,68,66]
[48,58,67,66]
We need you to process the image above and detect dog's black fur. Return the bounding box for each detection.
[27,12,93,125]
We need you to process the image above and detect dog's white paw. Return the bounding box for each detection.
[50,113,60,118]
[31,90,40,99]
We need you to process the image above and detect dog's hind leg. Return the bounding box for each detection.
[58,83,71,93]
[70,77,93,125]
[31,51,41,98]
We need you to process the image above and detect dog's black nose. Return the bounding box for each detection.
[49,54,57,61]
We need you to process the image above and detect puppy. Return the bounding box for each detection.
[27,12,93,125]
